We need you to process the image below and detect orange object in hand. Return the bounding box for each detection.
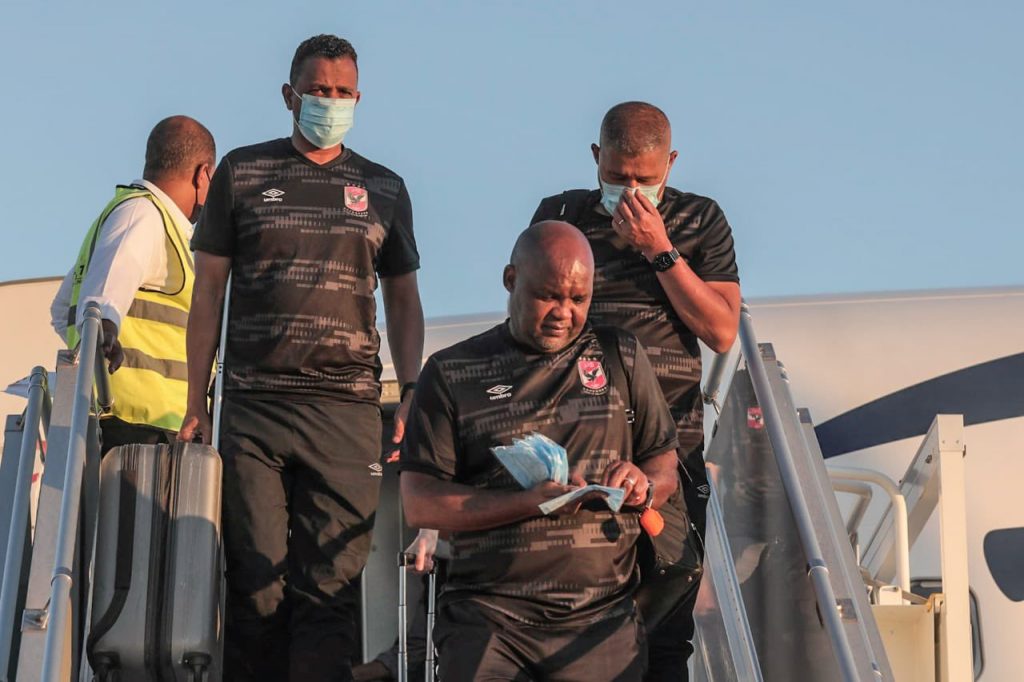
[640,507,664,537]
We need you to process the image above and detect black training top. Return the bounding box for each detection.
[531,188,739,463]
[400,322,678,626]
[192,139,419,403]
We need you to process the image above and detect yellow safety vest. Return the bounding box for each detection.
[66,185,193,431]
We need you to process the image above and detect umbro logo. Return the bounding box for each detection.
[368,462,383,477]
[262,188,285,202]
[486,384,513,401]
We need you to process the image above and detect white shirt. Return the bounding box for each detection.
[50,179,193,339]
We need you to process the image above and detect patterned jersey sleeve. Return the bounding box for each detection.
[377,179,420,278]
[690,199,740,283]
[190,157,236,257]
[399,355,459,481]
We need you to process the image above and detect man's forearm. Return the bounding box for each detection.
[185,289,222,410]
[638,450,680,509]
[655,264,740,353]
[186,253,231,411]
[401,472,541,532]
[382,273,425,384]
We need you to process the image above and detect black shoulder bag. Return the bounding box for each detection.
[594,327,704,629]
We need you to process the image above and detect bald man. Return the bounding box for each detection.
[400,221,680,680]
[51,115,215,453]
[531,102,742,680]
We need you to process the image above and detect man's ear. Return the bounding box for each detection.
[667,149,679,173]
[503,264,516,293]
[591,143,601,165]
[193,163,210,188]
[282,83,296,111]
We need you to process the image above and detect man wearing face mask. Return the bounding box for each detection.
[50,115,215,454]
[531,101,742,681]
[180,34,424,681]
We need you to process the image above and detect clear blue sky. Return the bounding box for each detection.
[1,0,1020,317]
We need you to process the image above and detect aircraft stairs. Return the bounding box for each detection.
[0,302,973,681]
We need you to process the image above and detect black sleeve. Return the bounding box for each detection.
[398,356,459,481]
[530,195,561,224]
[690,199,740,283]
[622,333,679,462]
[377,179,420,278]
[190,158,236,257]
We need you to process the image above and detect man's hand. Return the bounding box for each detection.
[386,391,415,463]
[405,528,438,574]
[601,459,650,508]
[523,479,582,512]
[177,402,212,445]
[612,189,674,260]
[100,319,124,373]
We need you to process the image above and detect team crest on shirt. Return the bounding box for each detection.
[344,185,369,213]
[577,359,609,395]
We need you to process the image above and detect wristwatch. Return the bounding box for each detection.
[643,480,656,510]
[649,248,681,272]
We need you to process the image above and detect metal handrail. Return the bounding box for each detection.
[40,302,106,682]
[0,367,51,677]
[211,274,231,451]
[702,342,739,416]
[737,302,862,682]
[828,468,911,594]
[830,480,874,554]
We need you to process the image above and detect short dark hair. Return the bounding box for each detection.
[290,34,358,84]
[143,116,216,179]
[599,101,671,154]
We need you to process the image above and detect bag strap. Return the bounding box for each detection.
[593,327,635,457]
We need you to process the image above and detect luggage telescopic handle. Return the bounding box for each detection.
[397,552,439,682]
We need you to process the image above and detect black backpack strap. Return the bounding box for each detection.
[533,190,593,226]
[593,327,635,458]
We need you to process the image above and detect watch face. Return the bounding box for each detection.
[653,249,679,271]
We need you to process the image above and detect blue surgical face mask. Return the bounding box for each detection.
[599,177,666,215]
[293,90,356,149]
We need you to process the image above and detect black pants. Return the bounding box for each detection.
[98,416,174,456]
[219,396,383,682]
[435,600,646,682]
[644,459,709,682]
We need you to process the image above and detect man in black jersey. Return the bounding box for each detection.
[531,102,742,681]
[179,35,424,681]
[400,221,681,681]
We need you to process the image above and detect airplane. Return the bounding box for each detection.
[1,277,1021,680]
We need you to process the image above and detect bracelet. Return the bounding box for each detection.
[400,381,418,402]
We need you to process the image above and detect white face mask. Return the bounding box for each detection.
[293,90,356,148]
[599,181,662,215]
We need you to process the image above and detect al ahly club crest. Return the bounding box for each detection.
[344,185,368,212]
[577,358,608,393]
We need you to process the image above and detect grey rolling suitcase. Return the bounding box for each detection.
[87,442,224,681]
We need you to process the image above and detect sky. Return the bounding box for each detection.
[0,0,1020,318]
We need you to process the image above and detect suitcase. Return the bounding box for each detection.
[87,442,224,681]
[397,552,438,682]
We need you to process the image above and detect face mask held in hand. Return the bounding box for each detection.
[294,91,356,149]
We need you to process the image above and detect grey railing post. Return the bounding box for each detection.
[39,303,104,682]
[0,367,50,679]
[211,274,231,451]
[737,302,862,682]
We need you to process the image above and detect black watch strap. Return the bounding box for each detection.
[400,381,417,402]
